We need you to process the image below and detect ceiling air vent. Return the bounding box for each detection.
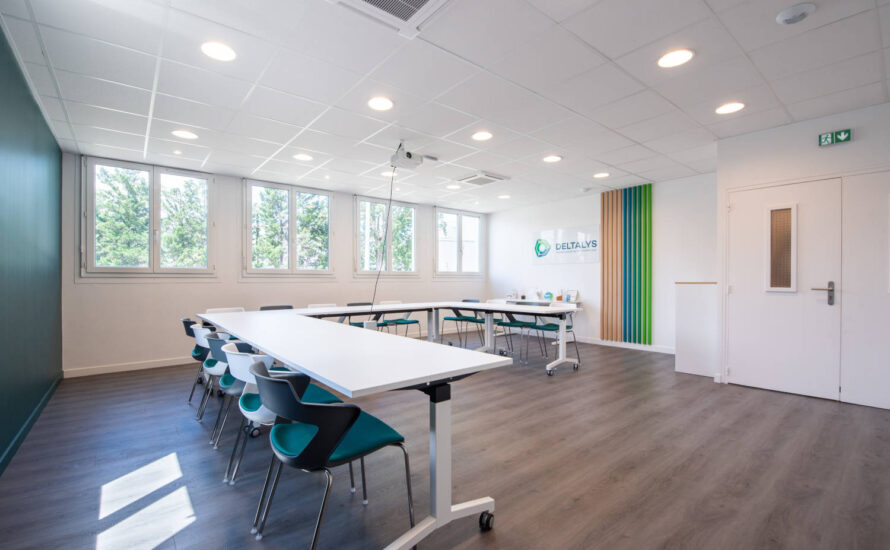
[331,0,453,38]
[457,171,509,186]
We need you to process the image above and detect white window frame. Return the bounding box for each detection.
[82,156,214,276]
[434,207,483,276]
[353,195,418,276]
[764,202,797,292]
[242,179,333,276]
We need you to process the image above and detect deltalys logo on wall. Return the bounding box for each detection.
[534,238,551,257]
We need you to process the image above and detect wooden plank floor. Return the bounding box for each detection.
[2,335,889,550]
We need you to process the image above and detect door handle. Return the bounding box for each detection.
[810,281,835,305]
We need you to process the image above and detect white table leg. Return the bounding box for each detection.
[546,315,579,375]
[426,309,439,342]
[474,312,495,353]
[383,387,494,550]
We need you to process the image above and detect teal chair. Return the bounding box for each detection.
[529,313,581,368]
[338,301,374,327]
[250,363,414,547]
[496,312,535,364]
[441,299,484,347]
[376,300,421,338]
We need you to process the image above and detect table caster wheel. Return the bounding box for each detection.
[250,427,262,438]
[546,370,554,376]
[196,377,203,385]
[479,511,494,532]
[573,364,580,370]
[216,389,225,397]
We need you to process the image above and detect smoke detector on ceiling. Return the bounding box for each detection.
[457,171,509,186]
[776,3,816,25]
[330,0,454,38]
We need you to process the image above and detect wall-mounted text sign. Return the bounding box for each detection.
[533,225,600,264]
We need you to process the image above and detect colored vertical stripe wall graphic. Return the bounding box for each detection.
[600,184,652,344]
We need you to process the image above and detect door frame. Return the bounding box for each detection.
[718,174,859,388]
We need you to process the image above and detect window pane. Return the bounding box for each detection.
[251,185,289,269]
[461,215,480,273]
[94,164,151,268]
[770,208,792,288]
[159,174,208,269]
[294,192,329,270]
[391,205,415,272]
[359,200,387,271]
[437,212,458,272]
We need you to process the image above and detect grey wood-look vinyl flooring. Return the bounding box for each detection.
[1,334,889,550]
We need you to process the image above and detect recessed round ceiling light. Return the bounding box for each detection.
[293,153,313,161]
[472,130,493,141]
[715,101,745,115]
[593,172,610,179]
[776,2,816,25]
[201,41,237,62]
[172,129,198,140]
[543,155,562,163]
[324,175,330,180]
[380,170,395,177]
[367,96,394,111]
[173,150,182,155]
[395,187,400,191]
[498,194,511,199]
[446,184,461,190]
[657,49,694,68]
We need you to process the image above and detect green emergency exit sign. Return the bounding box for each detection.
[819,129,851,147]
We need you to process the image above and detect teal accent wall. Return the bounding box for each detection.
[0,30,62,476]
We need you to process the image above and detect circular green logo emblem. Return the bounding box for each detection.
[535,238,551,258]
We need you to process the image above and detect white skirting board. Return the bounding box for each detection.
[64,327,468,377]
[64,356,194,378]
[577,336,675,355]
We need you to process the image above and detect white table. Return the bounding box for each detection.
[433,302,580,376]
[291,302,581,376]
[292,303,441,342]
[197,309,511,549]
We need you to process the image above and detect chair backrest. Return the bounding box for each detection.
[207,332,235,362]
[223,342,274,384]
[260,305,293,311]
[251,362,360,470]
[340,302,373,323]
[378,300,402,320]
[206,307,245,313]
[452,298,481,318]
[191,324,214,348]
[181,317,195,337]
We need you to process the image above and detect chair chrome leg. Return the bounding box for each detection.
[213,395,234,449]
[397,443,415,528]
[224,417,247,483]
[571,331,581,365]
[188,365,203,403]
[360,456,368,505]
[210,394,229,444]
[255,459,283,540]
[196,376,215,421]
[229,420,252,485]
[252,455,277,534]
[310,469,334,550]
[348,461,356,494]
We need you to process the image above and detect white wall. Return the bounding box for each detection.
[486,173,717,353]
[716,101,890,380]
[60,153,487,376]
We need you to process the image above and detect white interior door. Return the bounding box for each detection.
[726,179,842,400]
[840,171,890,409]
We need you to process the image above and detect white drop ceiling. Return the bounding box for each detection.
[1,0,888,212]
